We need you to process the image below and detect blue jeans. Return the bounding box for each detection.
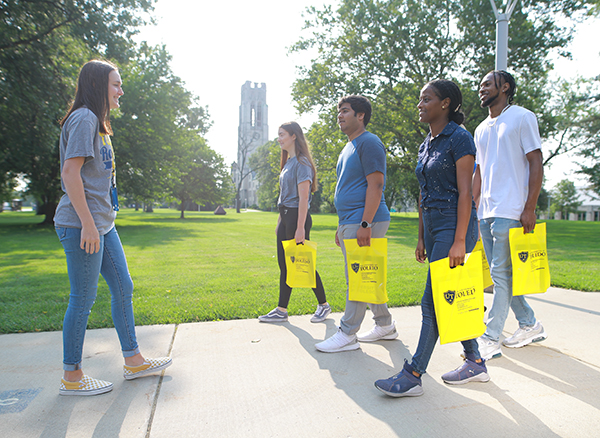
[56,226,140,371]
[479,217,536,342]
[410,207,480,375]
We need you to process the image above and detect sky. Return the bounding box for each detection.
[134,1,600,190]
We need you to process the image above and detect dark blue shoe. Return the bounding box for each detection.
[374,361,423,397]
[258,308,288,323]
[442,352,490,385]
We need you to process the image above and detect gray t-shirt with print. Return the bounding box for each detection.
[54,107,117,235]
[277,156,314,208]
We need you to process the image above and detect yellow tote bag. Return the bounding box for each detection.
[430,251,486,345]
[509,222,550,296]
[473,239,494,289]
[282,239,317,288]
[344,238,388,304]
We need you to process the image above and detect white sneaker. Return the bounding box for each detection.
[477,337,502,360]
[315,328,360,353]
[357,321,398,342]
[503,321,547,348]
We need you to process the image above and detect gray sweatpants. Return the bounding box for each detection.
[338,221,393,335]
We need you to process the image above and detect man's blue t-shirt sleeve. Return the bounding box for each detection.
[357,136,386,177]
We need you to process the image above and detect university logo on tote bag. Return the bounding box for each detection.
[281,239,317,288]
[473,239,494,289]
[344,238,388,304]
[509,222,550,296]
[430,251,486,345]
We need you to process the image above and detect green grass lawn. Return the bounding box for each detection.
[0,209,598,333]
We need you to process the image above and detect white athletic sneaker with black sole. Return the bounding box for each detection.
[503,321,547,348]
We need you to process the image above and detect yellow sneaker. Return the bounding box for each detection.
[123,357,172,380]
[59,375,113,396]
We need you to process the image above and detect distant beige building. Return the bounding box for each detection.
[572,187,600,221]
[551,187,600,221]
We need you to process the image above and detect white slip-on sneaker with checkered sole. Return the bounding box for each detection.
[59,375,113,396]
[123,357,173,380]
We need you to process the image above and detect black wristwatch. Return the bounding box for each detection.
[360,220,373,229]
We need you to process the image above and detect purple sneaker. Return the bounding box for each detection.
[374,361,423,397]
[442,353,490,385]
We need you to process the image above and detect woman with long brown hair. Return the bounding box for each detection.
[258,122,331,323]
[54,60,171,396]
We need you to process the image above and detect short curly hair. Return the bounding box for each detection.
[338,95,372,126]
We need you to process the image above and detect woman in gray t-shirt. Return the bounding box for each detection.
[54,60,171,396]
[258,122,331,323]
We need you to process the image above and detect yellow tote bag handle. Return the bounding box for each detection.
[473,239,494,289]
[431,252,486,344]
[509,222,550,296]
[344,238,388,304]
[282,239,317,288]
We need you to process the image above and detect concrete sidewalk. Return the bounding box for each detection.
[1,287,599,438]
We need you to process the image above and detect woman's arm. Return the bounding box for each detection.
[472,164,481,209]
[295,180,311,244]
[62,157,100,254]
[415,193,426,263]
[275,214,281,236]
[448,154,475,268]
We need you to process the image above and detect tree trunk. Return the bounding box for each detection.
[42,202,57,225]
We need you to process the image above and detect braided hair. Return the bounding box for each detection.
[427,79,465,125]
[489,70,516,104]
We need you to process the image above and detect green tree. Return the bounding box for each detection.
[551,179,582,218]
[0,0,154,223]
[112,43,213,210]
[249,140,281,211]
[537,185,551,217]
[544,78,600,166]
[170,137,232,219]
[575,77,600,196]
[303,110,347,212]
[0,173,17,208]
[291,0,593,205]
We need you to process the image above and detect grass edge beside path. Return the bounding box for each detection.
[0,209,598,333]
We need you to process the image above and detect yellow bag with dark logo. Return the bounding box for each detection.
[473,239,494,289]
[431,251,486,344]
[282,239,317,288]
[344,238,388,304]
[509,222,550,296]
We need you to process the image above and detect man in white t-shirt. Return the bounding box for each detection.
[472,70,547,360]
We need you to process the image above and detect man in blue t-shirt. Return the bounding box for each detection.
[316,95,397,353]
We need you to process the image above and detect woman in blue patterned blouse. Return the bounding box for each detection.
[375,80,489,397]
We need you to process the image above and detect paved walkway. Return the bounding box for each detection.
[1,287,599,438]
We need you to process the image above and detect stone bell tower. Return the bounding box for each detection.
[234,81,268,208]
